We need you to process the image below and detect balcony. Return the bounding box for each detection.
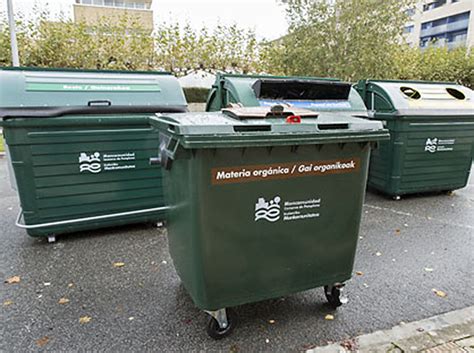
[420,19,469,37]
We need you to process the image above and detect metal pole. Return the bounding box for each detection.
[6,0,20,66]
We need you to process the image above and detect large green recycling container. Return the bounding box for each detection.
[355,80,474,199]
[149,106,388,338]
[0,67,187,241]
[206,73,368,113]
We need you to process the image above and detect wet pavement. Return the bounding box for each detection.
[1,158,473,351]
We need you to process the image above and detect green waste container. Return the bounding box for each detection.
[0,67,187,242]
[355,79,474,199]
[206,73,368,113]
[149,105,388,338]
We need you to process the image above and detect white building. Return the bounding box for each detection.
[404,0,473,49]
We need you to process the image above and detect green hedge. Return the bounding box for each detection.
[183,87,210,103]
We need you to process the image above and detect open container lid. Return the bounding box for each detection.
[150,107,389,148]
[0,67,188,119]
[207,73,368,113]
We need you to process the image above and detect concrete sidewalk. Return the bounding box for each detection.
[308,306,474,352]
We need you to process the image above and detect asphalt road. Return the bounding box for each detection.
[1,158,473,351]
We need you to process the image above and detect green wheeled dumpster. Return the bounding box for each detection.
[149,104,388,338]
[355,80,474,199]
[206,73,368,114]
[0,67,187,242]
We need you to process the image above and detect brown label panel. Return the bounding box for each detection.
[211,158,360,185]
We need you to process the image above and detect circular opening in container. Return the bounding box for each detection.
[400,86,421,100]
[446,88,465,100]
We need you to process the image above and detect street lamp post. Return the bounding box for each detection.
[6,0,20,67]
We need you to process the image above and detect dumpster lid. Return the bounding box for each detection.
[207,74,368,113]
[0,68,188,116]
[363,80,474,116]
[150,110,389,148]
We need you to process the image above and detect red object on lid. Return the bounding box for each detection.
[286,115,302,124]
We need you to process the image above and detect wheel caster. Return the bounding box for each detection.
[205,309,235,339]
[156,220,166,228]
[47,236,56,243]
[393,195,401,201]
[324,284,348,308]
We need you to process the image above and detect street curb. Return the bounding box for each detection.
[307,306,474,352]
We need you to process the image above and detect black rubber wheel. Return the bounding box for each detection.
[206,311,235,339]
[324,286,343,308]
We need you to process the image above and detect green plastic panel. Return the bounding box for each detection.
[150,111,388,149]
[159,129,378,310]
[355,80,474,196]
[0,67,187,109]
[3,115,166,237]
[206,73,367,113]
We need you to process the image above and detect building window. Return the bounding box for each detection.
[421,11,470,30]
[447,29,468,43]
[423,0,447,11]
[405,8,416,17]
[76,0,151,9]
[420,29,468,47]
[404,25,415,33]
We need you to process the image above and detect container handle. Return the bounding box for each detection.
[87,100,112,107]
[149,134,179,170]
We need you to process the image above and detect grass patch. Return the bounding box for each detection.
[0,133,4,153]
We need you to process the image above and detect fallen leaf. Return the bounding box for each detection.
[432,289,447,298]
[355,271,364,276]
[324,314,335,320]
[395,229,401,235]
[79,316,92,324]
[416,328,425,332]
[424,267,434,272]
[3,300,14,306]
[36,336,50,347]
[113,262,125,268]
[268,319,275,324]
[341,338,358,351]
[58,298,70,305]
[5,276,20,284]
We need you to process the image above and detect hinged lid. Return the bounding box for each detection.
[150,110,389,148]
[0,68,188,118]
[356,79,474,116]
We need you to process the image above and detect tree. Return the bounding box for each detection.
[264,0,416,81]
[0,12,261,75]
